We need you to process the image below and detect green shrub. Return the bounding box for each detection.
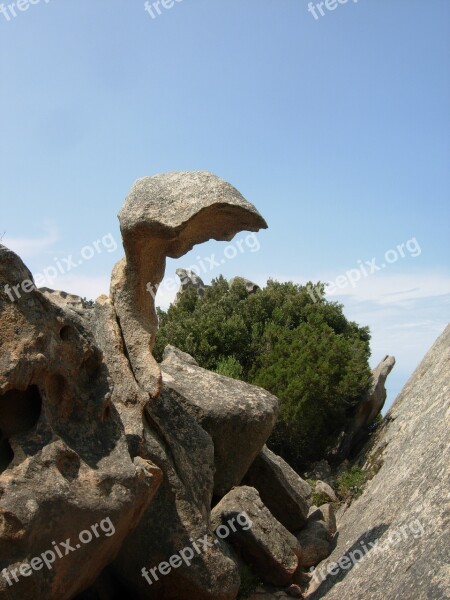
[155,277,372,470]
[215,356,244,379]
[336,466,367,499]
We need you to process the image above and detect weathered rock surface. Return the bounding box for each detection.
[308,505,336,537]
[4,170,446,600]
[161,346,280,496]
[39,287,87,313]
[330,355,395,463]
[245,584,304,600]
[111,384,240,600]
[296,519,333,569]
[111,171,267,398]
[307,325,450,599]
[247,589,292,600]
[243,445,311,532]
[212,486,302,587]
[287,583,304,598]
[174,268,207,304]
[360,355,396,425]
[314,481,337,504]
[0,246,162,600]
[0,172,271,600]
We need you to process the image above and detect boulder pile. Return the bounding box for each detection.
[0,172,336,600]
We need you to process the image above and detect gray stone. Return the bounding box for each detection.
[161,346,280,496]
[162,344,199,366]
[308,504,336,536]
[306,326,450,599]
[296,520,332,569]
[304,460,333,485]
[174,268,207,304]
[287,583,304,597]
[93,287,241,600]
[211,486,302,587]
[89,297,241,600]
[111,384,240,600]
[314,481,337,503]
[243,445,311,532]
[39,287,87,313]
[330,355,395,462]
[361,355,396,425]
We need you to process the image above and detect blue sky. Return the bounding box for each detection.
[1,0,449,409]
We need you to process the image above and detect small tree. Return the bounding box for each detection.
[215,356,244,380]
[155,277,372,470]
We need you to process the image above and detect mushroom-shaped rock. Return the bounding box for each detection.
[111,171,267,398]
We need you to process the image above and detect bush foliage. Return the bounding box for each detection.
[336,466,368,500]
[154,277,372,470]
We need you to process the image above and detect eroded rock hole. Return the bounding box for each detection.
[56,451,81,480]
[0,438,14,474]
[103,404,111,420]
[0,386,43,473]
[60,325,75,341]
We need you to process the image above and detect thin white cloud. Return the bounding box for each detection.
[271,271,450,306]
[4,223,59,258]
[37,274,178,307]
[328,273,450,306]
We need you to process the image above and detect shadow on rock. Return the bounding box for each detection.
[308,523,390,599]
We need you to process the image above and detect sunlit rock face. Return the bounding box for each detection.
[307,325,450,600]
[111,171,267,399]
[0,172,274,600]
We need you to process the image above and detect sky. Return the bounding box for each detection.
[1,0,449,410]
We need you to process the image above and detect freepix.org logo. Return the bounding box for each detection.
[307,0,361,21]
[3,233,117,303]
[2,517,116,588]
[141,512,253,586]
[144,0,184,20]
[0,0,52,23]
[311,518,425,585]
